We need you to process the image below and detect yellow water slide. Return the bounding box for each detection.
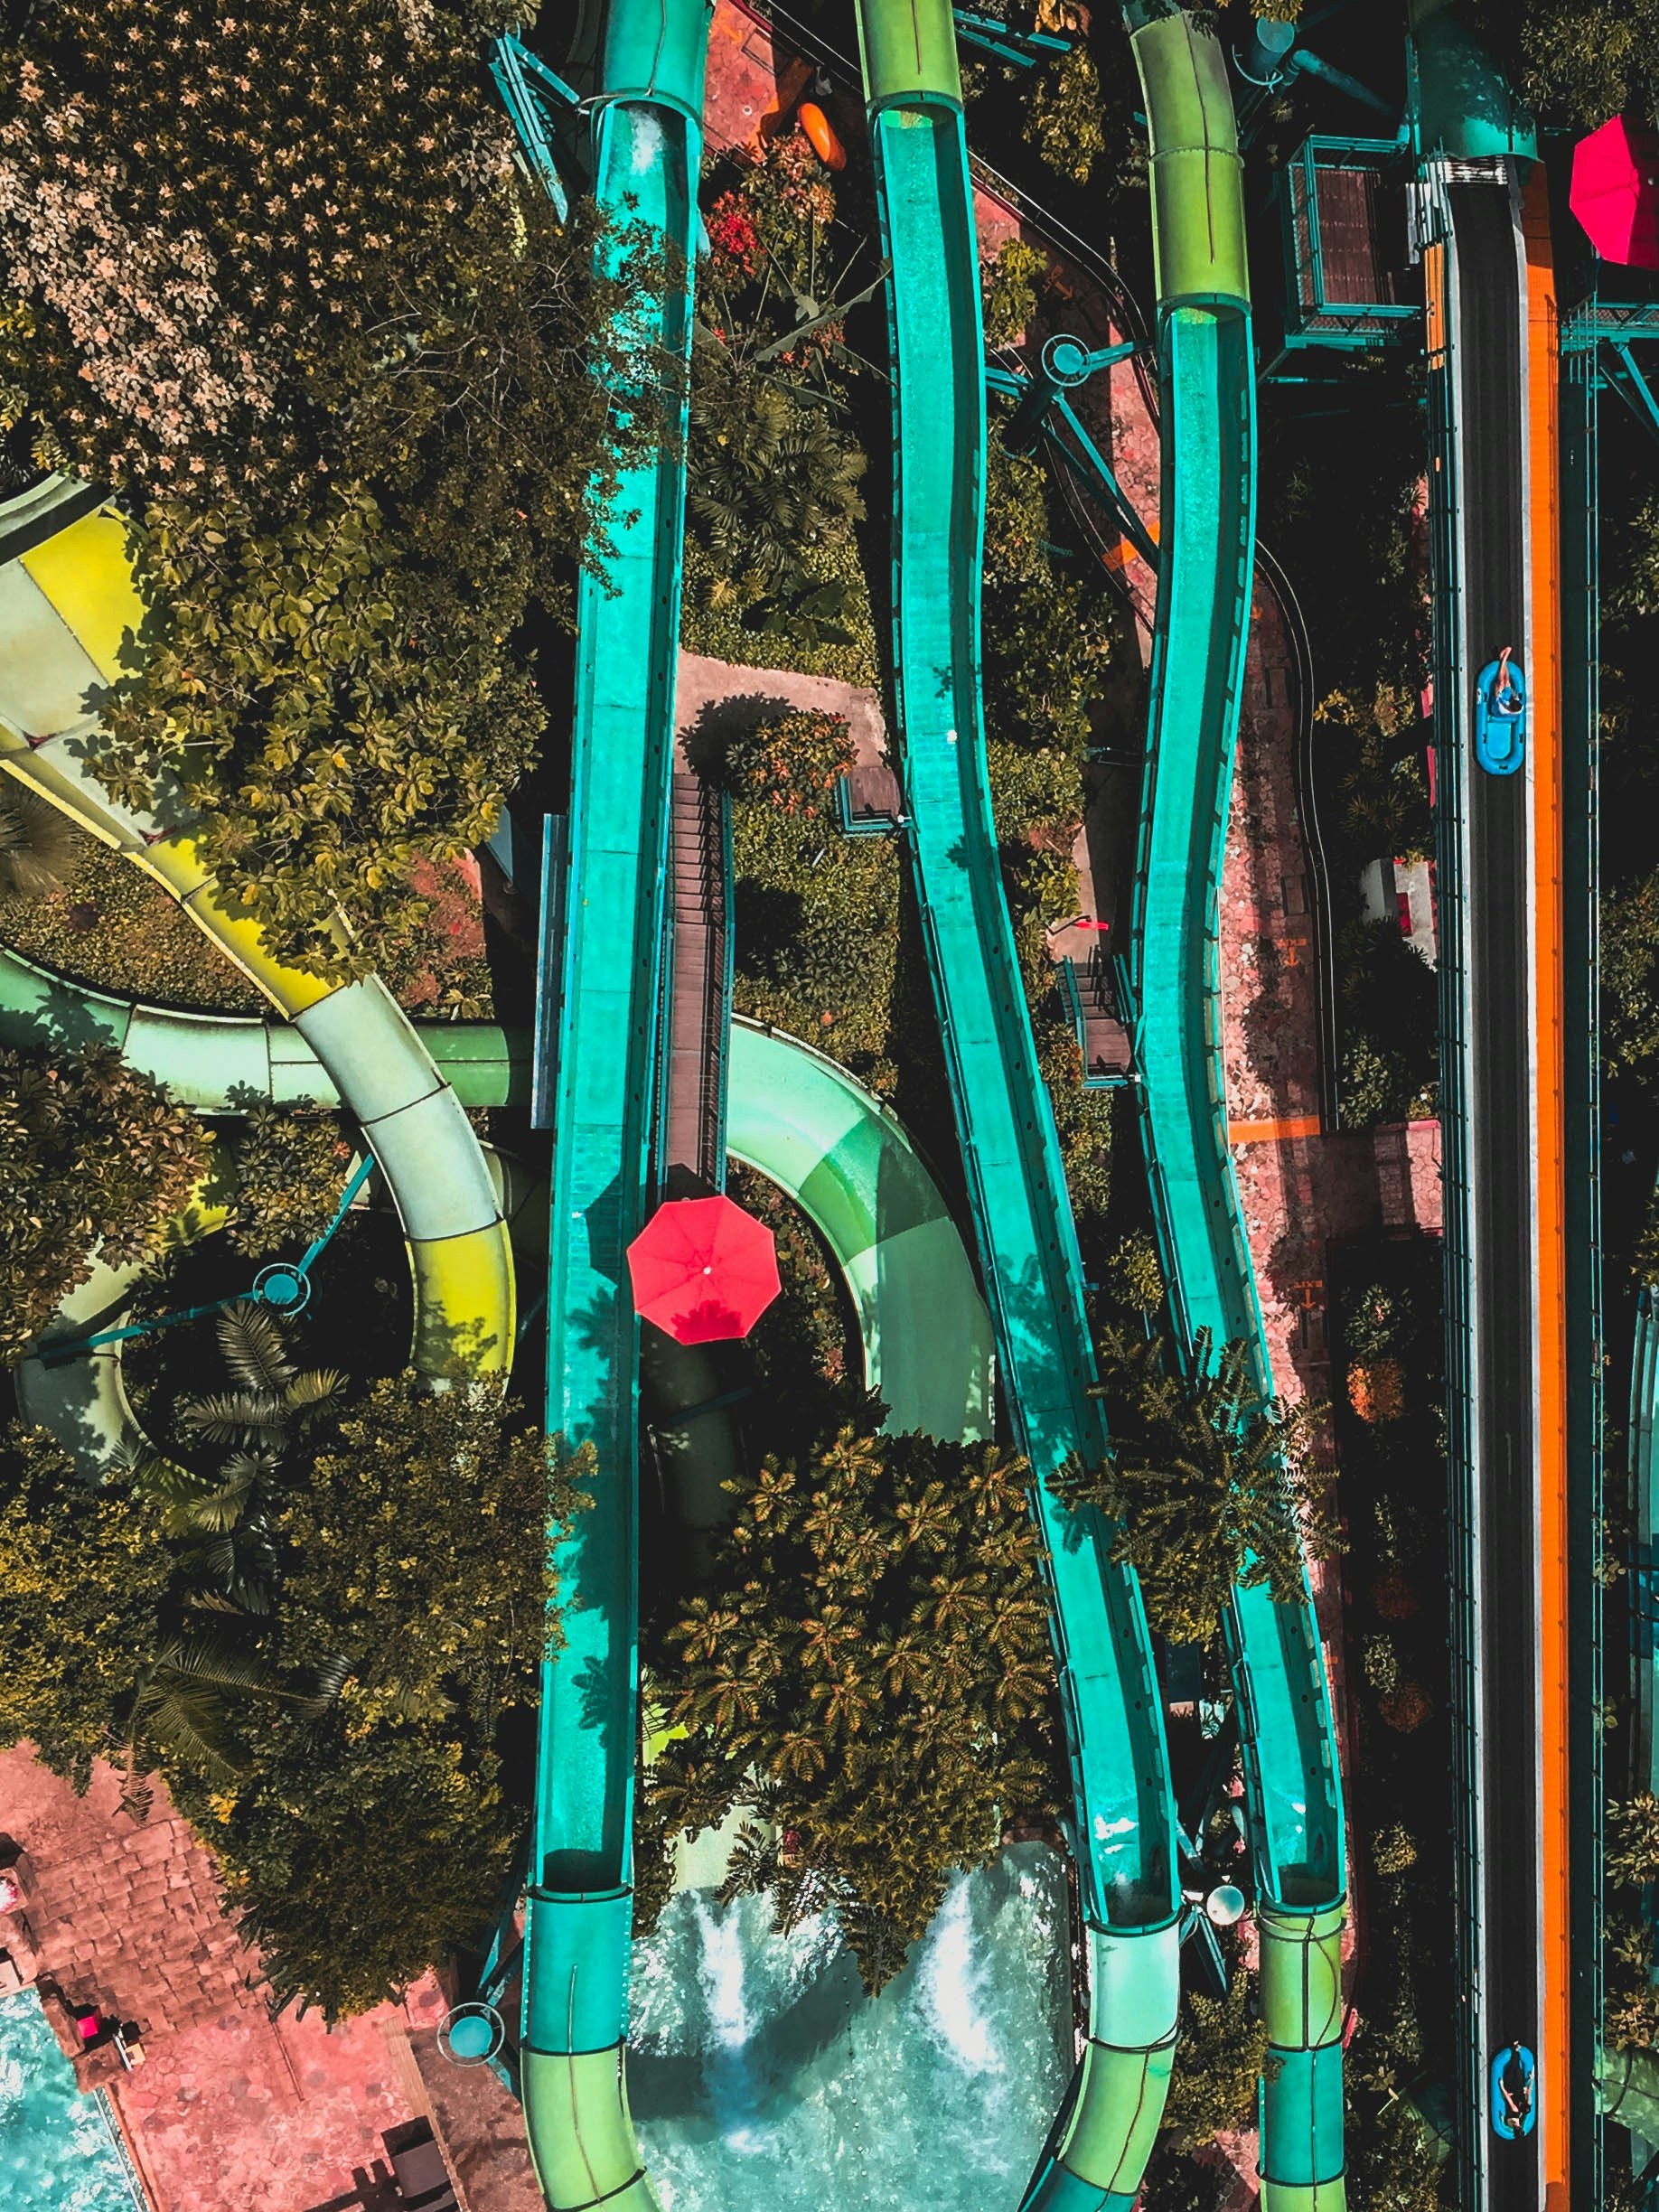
[0,475,513,1377]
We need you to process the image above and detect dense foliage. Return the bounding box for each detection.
[1159,1973,1273,2150]
[704,706,857,818]
[1064,1328,1338,1648]
[1469,0,1659,127]
[1327,1242,1457,2195]
[684,129,878,681]
[0,0,664,971]
[225,1107,353,1259]
[0,1379,578,2015]
[639,1423,1064,1992]
[0,1040,211,1363]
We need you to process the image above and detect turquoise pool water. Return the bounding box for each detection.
[631,1842,1073,2208]
[0,1992,142,2212]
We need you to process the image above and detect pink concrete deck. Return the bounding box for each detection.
[0,1742,466,2212]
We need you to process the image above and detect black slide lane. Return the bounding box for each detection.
[1449,179,1540,2212]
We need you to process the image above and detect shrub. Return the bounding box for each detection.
[688,364,867,605]
[1372,1567,1420,1621]
[1373,1823,1419,1877]
[1159,1973,1273,2148]
[1106,1232,1166,1317]
[1024,46,1105,185]
[0,1041,211,1364]
[714,709,856,817]
[1378,1681,1432,1734]
[1362,1635,1400,1697]
[1348,1357,1405,1423]
[227,1108,353,1259]
[982,238,1047,350]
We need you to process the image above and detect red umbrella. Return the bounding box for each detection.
[626,1195,781,1345]
[1570,115,1659,271]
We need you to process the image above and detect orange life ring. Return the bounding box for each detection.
[798,101,846,172]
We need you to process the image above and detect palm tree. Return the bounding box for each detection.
[178,1298,345,1455]
[0,785,74,899]
[1070,1326,1339,1648]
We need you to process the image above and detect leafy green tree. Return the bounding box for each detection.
[272,1382,576,1739]
[1024,46,1106,185]
[0,3,670,970]
[708,708,856,818]
[1469,0,1659,130]
[1159,1973,1273,2149]
[983,239,1047,351]
[0,1375,583,2016]
[0,1041,212,1364]
[643,1424,1064,1991]
[227,1109,353,1260]
[1066,1328,1339,1647]
[0,1427,174,1786]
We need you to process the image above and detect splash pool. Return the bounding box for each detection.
[0,1991,143,2212]
[630,1842,1073,2208]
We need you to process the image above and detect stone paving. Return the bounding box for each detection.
[0,1742,457,2212]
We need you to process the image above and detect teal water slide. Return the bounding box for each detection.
[520,2,711,2202]
[855,3,1184,2203]
[1119,11,1345,2209]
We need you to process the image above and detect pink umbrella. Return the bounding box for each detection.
[1570,115,1659,271]
[625,1195,781,1345]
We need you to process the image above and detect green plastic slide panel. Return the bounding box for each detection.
[1259,2045,1346,2189]
[858,0,962,111]
[726,1019,992,1440]
[598,0,712,121]
[0,558,104,739]
[1023,2165,1136,2212]
[522,1888,633,2054]
[1128,11,1248,312]
[1055,2036,1176,2195]
[520,2046,652,2212]
[1260,1901,1345,2048]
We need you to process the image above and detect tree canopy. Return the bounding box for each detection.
[639,1422,1064,1992]
[0,0,671,971]
[0,1380,582,2016]
[0,1040,211,1364]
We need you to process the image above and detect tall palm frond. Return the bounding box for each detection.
[179,1389,290,1446]
[216,1298,294,1392]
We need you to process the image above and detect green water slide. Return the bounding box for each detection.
[855,5,1184,2205]
[1119,12,1345,2209]
[520,5,709,2205]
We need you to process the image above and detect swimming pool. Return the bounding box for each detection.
[630,1842,1073,2209]
[0,1990,144,2212]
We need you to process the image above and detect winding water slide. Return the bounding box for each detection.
[520,5,709,2203]
[0,480,515,1382]
[854,4,1184,2203]
[1117,12,1345,2208]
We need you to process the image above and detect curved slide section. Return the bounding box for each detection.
[726,1017,992,1440]
[1119,11,1345,2208]
[0,937,986,1468]
[0,479,513,1380]
[521,7,710,2207]
[855,5,1182,2203]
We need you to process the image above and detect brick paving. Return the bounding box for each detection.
[0,1741,464,2212]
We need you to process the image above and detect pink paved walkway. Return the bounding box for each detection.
[0,1743,461,2212]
